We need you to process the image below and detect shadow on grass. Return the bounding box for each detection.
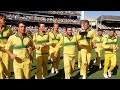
[112,65,118,75]
[47,68,65,79]
[87,59,104,77]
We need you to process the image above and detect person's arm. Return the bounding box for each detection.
[5,36,16,59]
[33,33,41,50]
[55,35,64,53]
[76,34,81,51]
[92,30,97,48]
[102,37,111,49]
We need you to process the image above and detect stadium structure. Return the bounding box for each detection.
[0,11,81,34]
[96,15,120,30]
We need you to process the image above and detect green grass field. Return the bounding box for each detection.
[9,37,120,79]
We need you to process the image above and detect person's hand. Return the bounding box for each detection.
[109,45,113,49]
[54,52,58,57]
[93,44,97,48]
[10,54,17,59]
[42,43,47,47]
[28,47,32,53]
[35,46,40,50]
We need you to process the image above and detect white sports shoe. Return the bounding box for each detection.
[108,72,112,77]
[51,68,55,74]
[55,69,59,74]
[78,65,80,68]
[103,74,108,78]
[42,75,45,79]
[82,75,87,79]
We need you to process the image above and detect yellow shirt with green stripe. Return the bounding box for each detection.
[49,31,63,49]
[5,33,34,59]
[95,35,105,51]
[0,25,13,48]
[76,29,96,49]
[33,32,51,55]
[56,34,78,55]
[102,35,118,54]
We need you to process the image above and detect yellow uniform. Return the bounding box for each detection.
[77,29,96,76]
[77,32,81,68]
[33,32,51,79]
[55,34,78,79]
[94,35,105,68]
[5,33,34,79]
[49,32,63,73]
[0,26,13,79]
[102,36,118,75]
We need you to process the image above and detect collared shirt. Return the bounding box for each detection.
[95,35,105,51]
[33,32,50,55]
[76,29,96,49]
[102,35,118,54]
[5,32,34,59]
[0,25,13,48]
[55,34,78,55]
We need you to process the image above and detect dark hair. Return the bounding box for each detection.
[82,20,89,25]
[109,29,116,33]
[38,22,45,27]
[66,25,72,30]
[16,21,26,27]
[98,28,103,31]
[0,13,6,20]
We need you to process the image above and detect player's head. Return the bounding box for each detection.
[53,22,59,31]
[66,25,72,36]
[0,13,6,26]
[16,21,26,34]
[81,20,89,30]
[98,28,103,36]
[38,22,45,32]
[109,29,116,37]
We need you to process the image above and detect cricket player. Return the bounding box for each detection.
[49,23,63,74]
[77,20,96,79]
[94,29,105,69]
[55,25,79,79]
[0,13,14,79]
[5,21,34,79]
[102,29,118,78]
[33,22,51,79]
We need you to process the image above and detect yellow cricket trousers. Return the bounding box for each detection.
[80,49,91,76]
[95,49,102,67]
[63,54,75,79]
[13,57,31,79]
[0,49,10,79]
[104,53,116,74]
[50,50,60,70]
[78,50,81,67]
[35,54,48,79]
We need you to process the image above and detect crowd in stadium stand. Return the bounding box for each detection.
[97,23,120,29]
[3,13,80,24]
[7,25,79,35]
[30,11,80,16]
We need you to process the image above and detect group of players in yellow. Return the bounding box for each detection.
[0,13,118,79]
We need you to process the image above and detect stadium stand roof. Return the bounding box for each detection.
[97,15,120,21]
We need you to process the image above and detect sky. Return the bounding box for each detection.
[84,11,120,19]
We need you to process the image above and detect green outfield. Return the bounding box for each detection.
[9,37,120,79]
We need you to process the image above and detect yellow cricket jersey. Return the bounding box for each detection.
[56,34,77,55]
[102,35,118,54]
[5,33,34,59]
[0,25,13,48]
[49,31,63,48]
[33,32,51,55]
[95,35,105,51]
[77,29,96,49]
